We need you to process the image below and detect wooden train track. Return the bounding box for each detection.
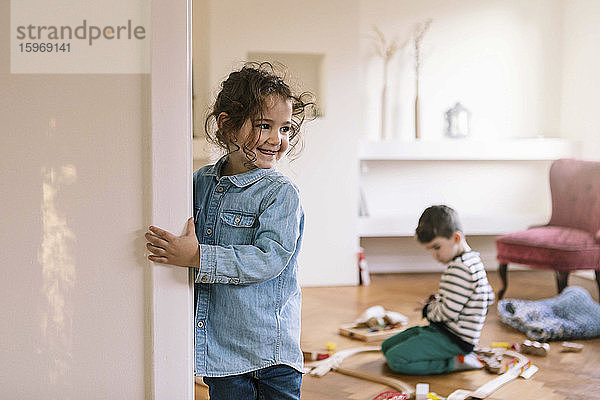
[307,347,532,400]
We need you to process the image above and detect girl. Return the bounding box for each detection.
[145,62,313,400]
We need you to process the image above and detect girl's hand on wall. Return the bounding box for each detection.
[145,217,200,268]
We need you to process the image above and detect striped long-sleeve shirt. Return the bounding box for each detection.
[425,251,494,346]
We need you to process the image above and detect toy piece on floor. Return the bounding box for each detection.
[473,346,498,358]
[477,354,503,374]
[560,341,583,353]
[519,362,538,379]
[520,340,550,356]
[338,323,407,342]
[427,393,443,400]
[307,346,414,397]
[339,305,408,342]
[372,390,410,400]
[415,383,429,400]
[302,350,330,362]
[326,341,337,353]
[446,390,470,400]
[474,345,506,373]
[475,345,539,377]
[308,346,380,377]
[355,305,409,329]
[303,341,338,362]
[358,247,371,286]
[447,350,535,400]
[409,384,443,400]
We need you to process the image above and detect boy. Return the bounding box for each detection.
[382,205,494,375]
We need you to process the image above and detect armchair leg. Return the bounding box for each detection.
[498,263,508,300]
[555,270,569,294]
[595,269,600,301]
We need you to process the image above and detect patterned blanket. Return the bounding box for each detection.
[497,286,600,341]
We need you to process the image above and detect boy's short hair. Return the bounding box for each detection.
[415,205,463,243]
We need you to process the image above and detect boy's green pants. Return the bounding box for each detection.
[381,324,464,375]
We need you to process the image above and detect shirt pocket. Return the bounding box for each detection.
[219,210,256,244]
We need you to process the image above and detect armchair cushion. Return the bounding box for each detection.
[497,226,600,271]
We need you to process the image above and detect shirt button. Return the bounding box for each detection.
[206,228,212,235]
[201,275,208,283]
[217,186,224,193]
[234,217,241,224]
[197,320,204,328]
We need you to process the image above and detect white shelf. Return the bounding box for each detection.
[358,213,548,237]
[359,138,579,161]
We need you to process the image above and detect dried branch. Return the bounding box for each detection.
[413,19,433,76]
[370,26,402,63]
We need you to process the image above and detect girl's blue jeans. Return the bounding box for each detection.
[202,365,302,400]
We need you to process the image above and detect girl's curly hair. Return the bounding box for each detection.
[204,62,315,163]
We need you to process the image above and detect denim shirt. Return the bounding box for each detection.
[193,155,304,377]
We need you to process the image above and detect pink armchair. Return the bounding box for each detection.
[496,158,600,300]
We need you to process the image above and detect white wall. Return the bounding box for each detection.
[1,0,194,398]
[360,0,565,141]
[356,0,581,273]
[195,0,362,286]
[561,0,600,160]
[0,58,149,400]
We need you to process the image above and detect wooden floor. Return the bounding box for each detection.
[196,270,600,399]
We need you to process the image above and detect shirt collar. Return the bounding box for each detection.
[202,155,276,187]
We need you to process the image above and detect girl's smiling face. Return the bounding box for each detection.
[223,95,293,175]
